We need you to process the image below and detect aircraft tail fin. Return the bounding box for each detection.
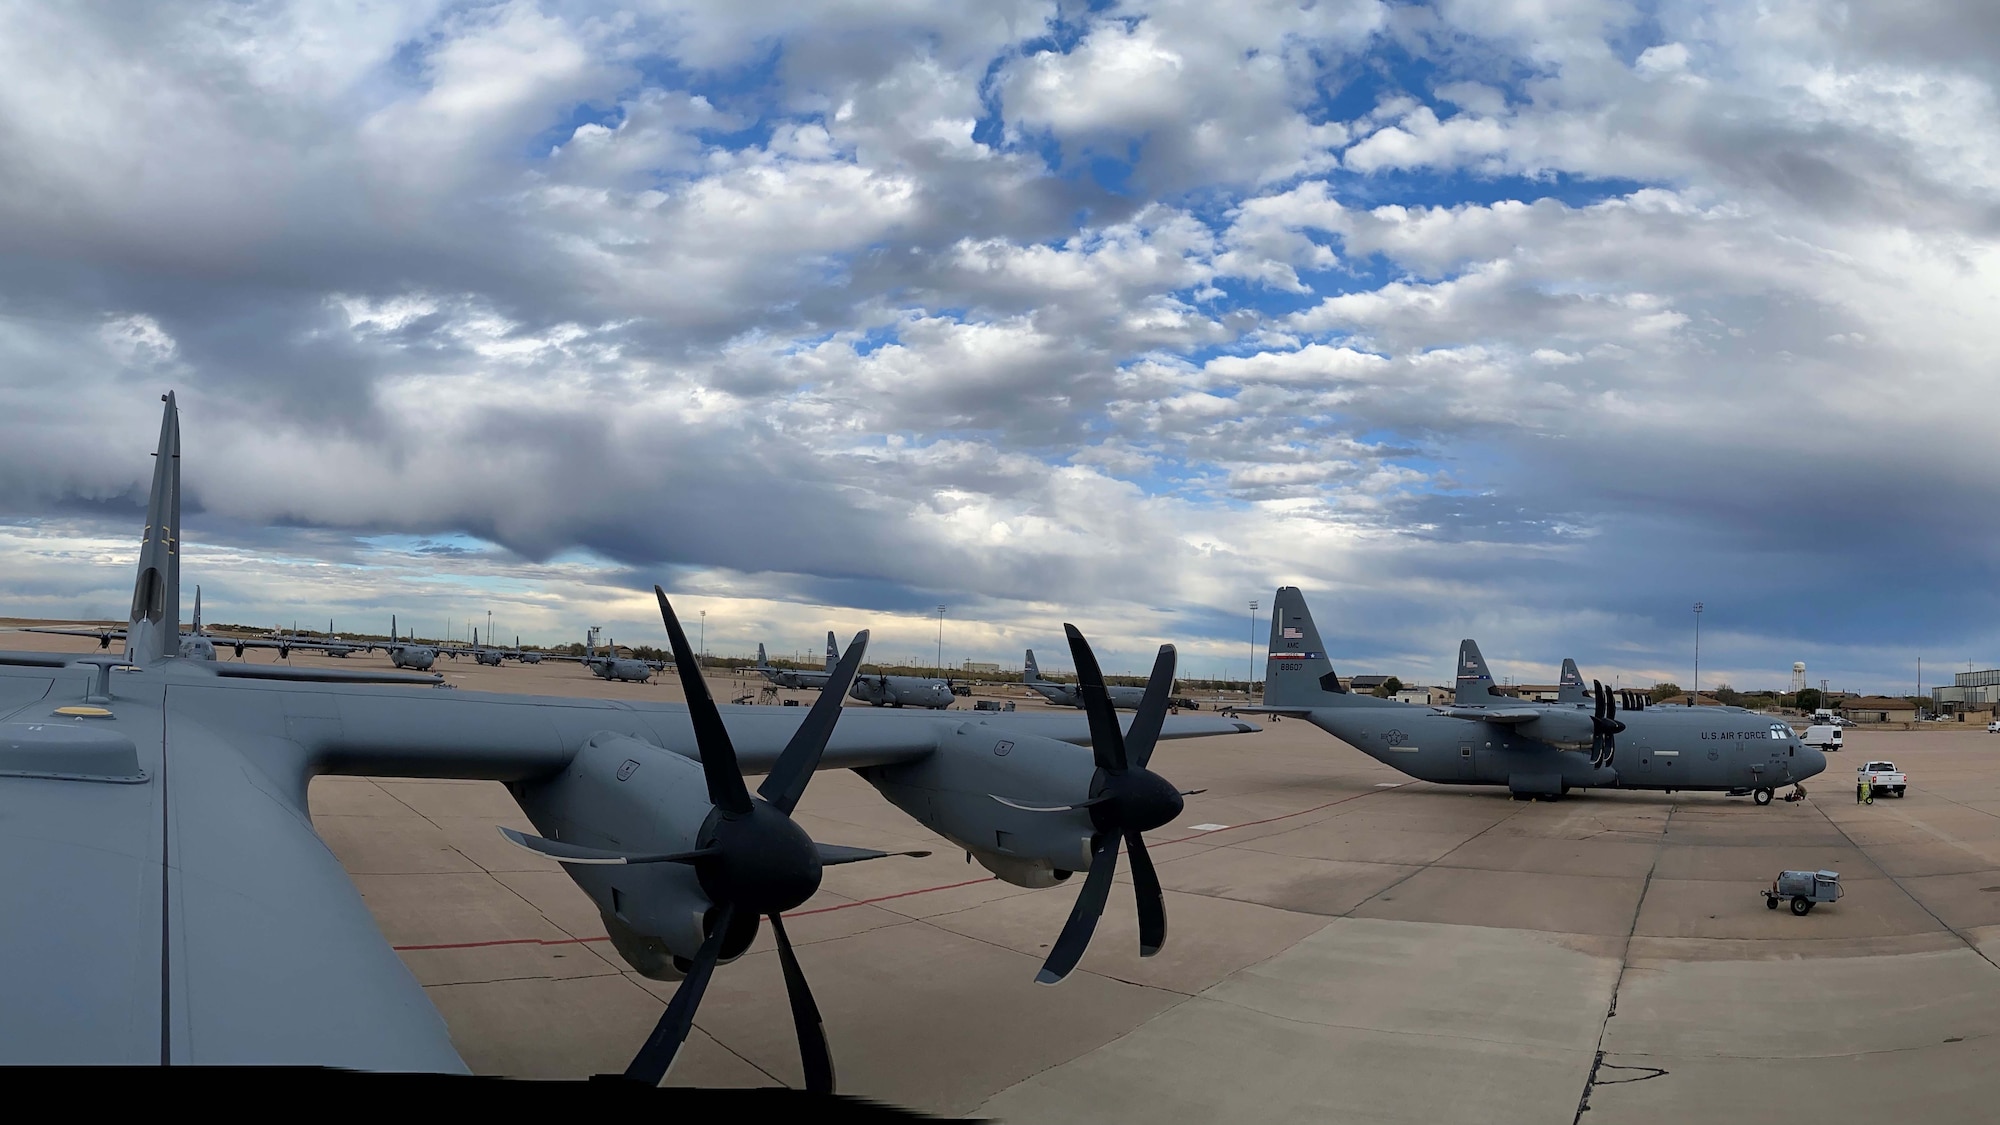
[1557,658,1589,705]
[757,642,769,668]
[1024,648,1041,682]
[1263,587,1386,709]
[191,585,202,635]
[125,392,182,664]
[1456,640,1504,705]
[825,630,837,672]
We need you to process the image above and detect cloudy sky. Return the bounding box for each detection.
[1,0,1995,692]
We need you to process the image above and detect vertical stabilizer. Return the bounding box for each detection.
[824,631,837,672]
[1024,648,1042,682]
[1456,640,1503,706]
[1264,587,1372,707]
[191,586,202,634]
[758,643,769,668]
[1557,658,1589,705]
[125,393,182,664]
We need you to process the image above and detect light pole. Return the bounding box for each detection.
[699,610,706,668]
[1249,599,1260,700]
[485,609,492,650]
[937,605,946,674]
[1692,602,1703,706]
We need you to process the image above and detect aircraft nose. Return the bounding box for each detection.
[1799,744,1827,781]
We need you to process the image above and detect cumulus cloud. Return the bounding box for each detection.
[0,0,1997,689]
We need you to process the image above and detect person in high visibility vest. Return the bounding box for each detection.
[1861,776,1874,805]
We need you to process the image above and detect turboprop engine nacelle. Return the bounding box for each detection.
[857,720,1101,881]
[510,730,720,977]
[1518,710,1597,750]
[967,849,1073,889]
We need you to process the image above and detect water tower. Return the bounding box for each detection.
[1791,662,1807,693]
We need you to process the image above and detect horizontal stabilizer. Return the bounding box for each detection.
[208,664,444,686]
[815,843,932,866]
[497,827,715,865]
[0,651,78,668]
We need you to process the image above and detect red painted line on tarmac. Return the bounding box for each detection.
[393,786,1407,944]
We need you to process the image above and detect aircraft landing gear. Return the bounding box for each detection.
[1753,787,1775,806]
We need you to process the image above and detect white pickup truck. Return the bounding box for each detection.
[1858,760,1908,798]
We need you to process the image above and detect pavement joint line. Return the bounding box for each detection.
[397,934,611,951]
[1807,793,2000,976]
[1571,803,1674,1125]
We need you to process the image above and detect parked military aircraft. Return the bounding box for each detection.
[509,636,544,664]
[445,628,505,667]
[849,670,954,709]
[23,587,339,661]
[754,633,839,689]
[1253,586,1824,804]
[379,616,439,670]
[578,630,660,683]
[0,393,1252,1083]
[1025,647,1151,710]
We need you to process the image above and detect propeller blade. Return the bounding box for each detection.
[989,793,1113,813]
[769,913,835,1094]
[759,630,871,815]
[623,902,735,1085]
[655,586,752,815]
[815,843,932,866]
[1126,831,1167,957]
[1125,644,1178,770]
[1064,624,1126,772]
[496,827,714,866]
[1037,833,1121,985]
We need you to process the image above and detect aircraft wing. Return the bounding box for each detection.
[19,625,124,646]
[1439,705,1545,724]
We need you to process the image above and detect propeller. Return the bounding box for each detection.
[1028,625,1188,986]
[1591,680,1627,768]
[616,586,915,1091]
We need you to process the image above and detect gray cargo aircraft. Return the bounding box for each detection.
[509,636,544,664]
[1025,647,1151,709]
[849,670,954,708]
[0,393,1253,1082]
[379,617,439,670]
[24,587,341,662]
[579,631,659,683]
[1254,586,1825,804]
[755,633,838,689]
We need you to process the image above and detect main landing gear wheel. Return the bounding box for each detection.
[1791,895,1812,915]
[1753,787,1775,806]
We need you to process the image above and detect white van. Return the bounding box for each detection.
[1803,724,1843,751]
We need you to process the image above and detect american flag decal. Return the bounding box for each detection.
[1282,627,1302,639]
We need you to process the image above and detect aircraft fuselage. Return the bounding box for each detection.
[1300,700,1826,798]
[850,674,953,709]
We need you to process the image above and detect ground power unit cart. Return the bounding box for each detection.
[1764,870,1843,915]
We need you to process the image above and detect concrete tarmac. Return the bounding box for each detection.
[12,631,2000,1120]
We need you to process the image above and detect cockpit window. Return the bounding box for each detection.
[1771,723,1791,738]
